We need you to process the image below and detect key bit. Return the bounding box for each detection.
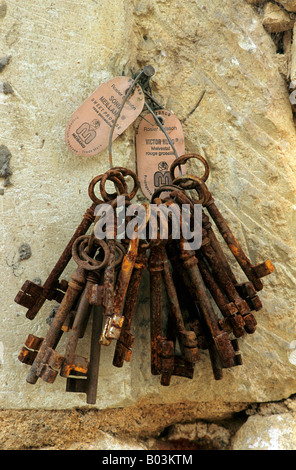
[18,334,44,365]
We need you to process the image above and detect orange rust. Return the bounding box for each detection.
[61,355,89,378]
[18,347,37,365]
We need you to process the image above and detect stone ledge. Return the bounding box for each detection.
[0,401,247,450]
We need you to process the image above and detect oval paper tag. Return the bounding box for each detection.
[65,76,145,156]
[136,109,186,200]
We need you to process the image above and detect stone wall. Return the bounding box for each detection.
[1,0,296,450]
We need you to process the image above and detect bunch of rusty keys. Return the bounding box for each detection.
[151,155,275,380]
[18,167,142,403]
[151,189,240,380]
[16,154,276,402]
[146,198,200,386]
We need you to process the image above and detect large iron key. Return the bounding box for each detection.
[204,190,275,292]
[100,237,139,345]
[113,243,147,367]
[170,156,275,292]
[162,249,200,366]
[178,240,238,371]
[148,243,175,380]
[200,226,257,335]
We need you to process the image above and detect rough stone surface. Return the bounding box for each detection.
[290,23,296,81]
[232,412,296,449]
[245,0,267,4]
[246,0,296,13]
[167,421,232,450]
[0,55,11,73]
[1,0,296,426]
[277,0,296,13]
[0,403,246,450]
[262,2,295,32]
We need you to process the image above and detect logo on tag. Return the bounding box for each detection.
[135,110,186,200]
[65,76,145,157]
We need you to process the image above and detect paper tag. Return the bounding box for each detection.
[65,76,145,157]
[135,109,186,200]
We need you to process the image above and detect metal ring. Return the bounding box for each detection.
[172,175,207,205]
[151,184,186,203]
[110,167,140,201]
[170,153,210,185]
[72,235,109,271]
[173,175,211,206]
[88,172,127,205]
[99,170,128,202]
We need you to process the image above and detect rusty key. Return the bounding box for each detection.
[148,243,175,380]
[165,240,229,380]
[164,310,196,381]
[60,273,99,379]
[205,196,275,292]
[25,265,87,385]
[200,224,257,335]
[65,304,104,405]
[159,250,200,386]
[25,236,109,385]
[196,253,245,338]
[100,237,140,345]
[97,238,117,346]
[162,249,200,366]
[66,237,120,404]
[113,243,148,367]
[201,212,263,318]
[177,240,237,371]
